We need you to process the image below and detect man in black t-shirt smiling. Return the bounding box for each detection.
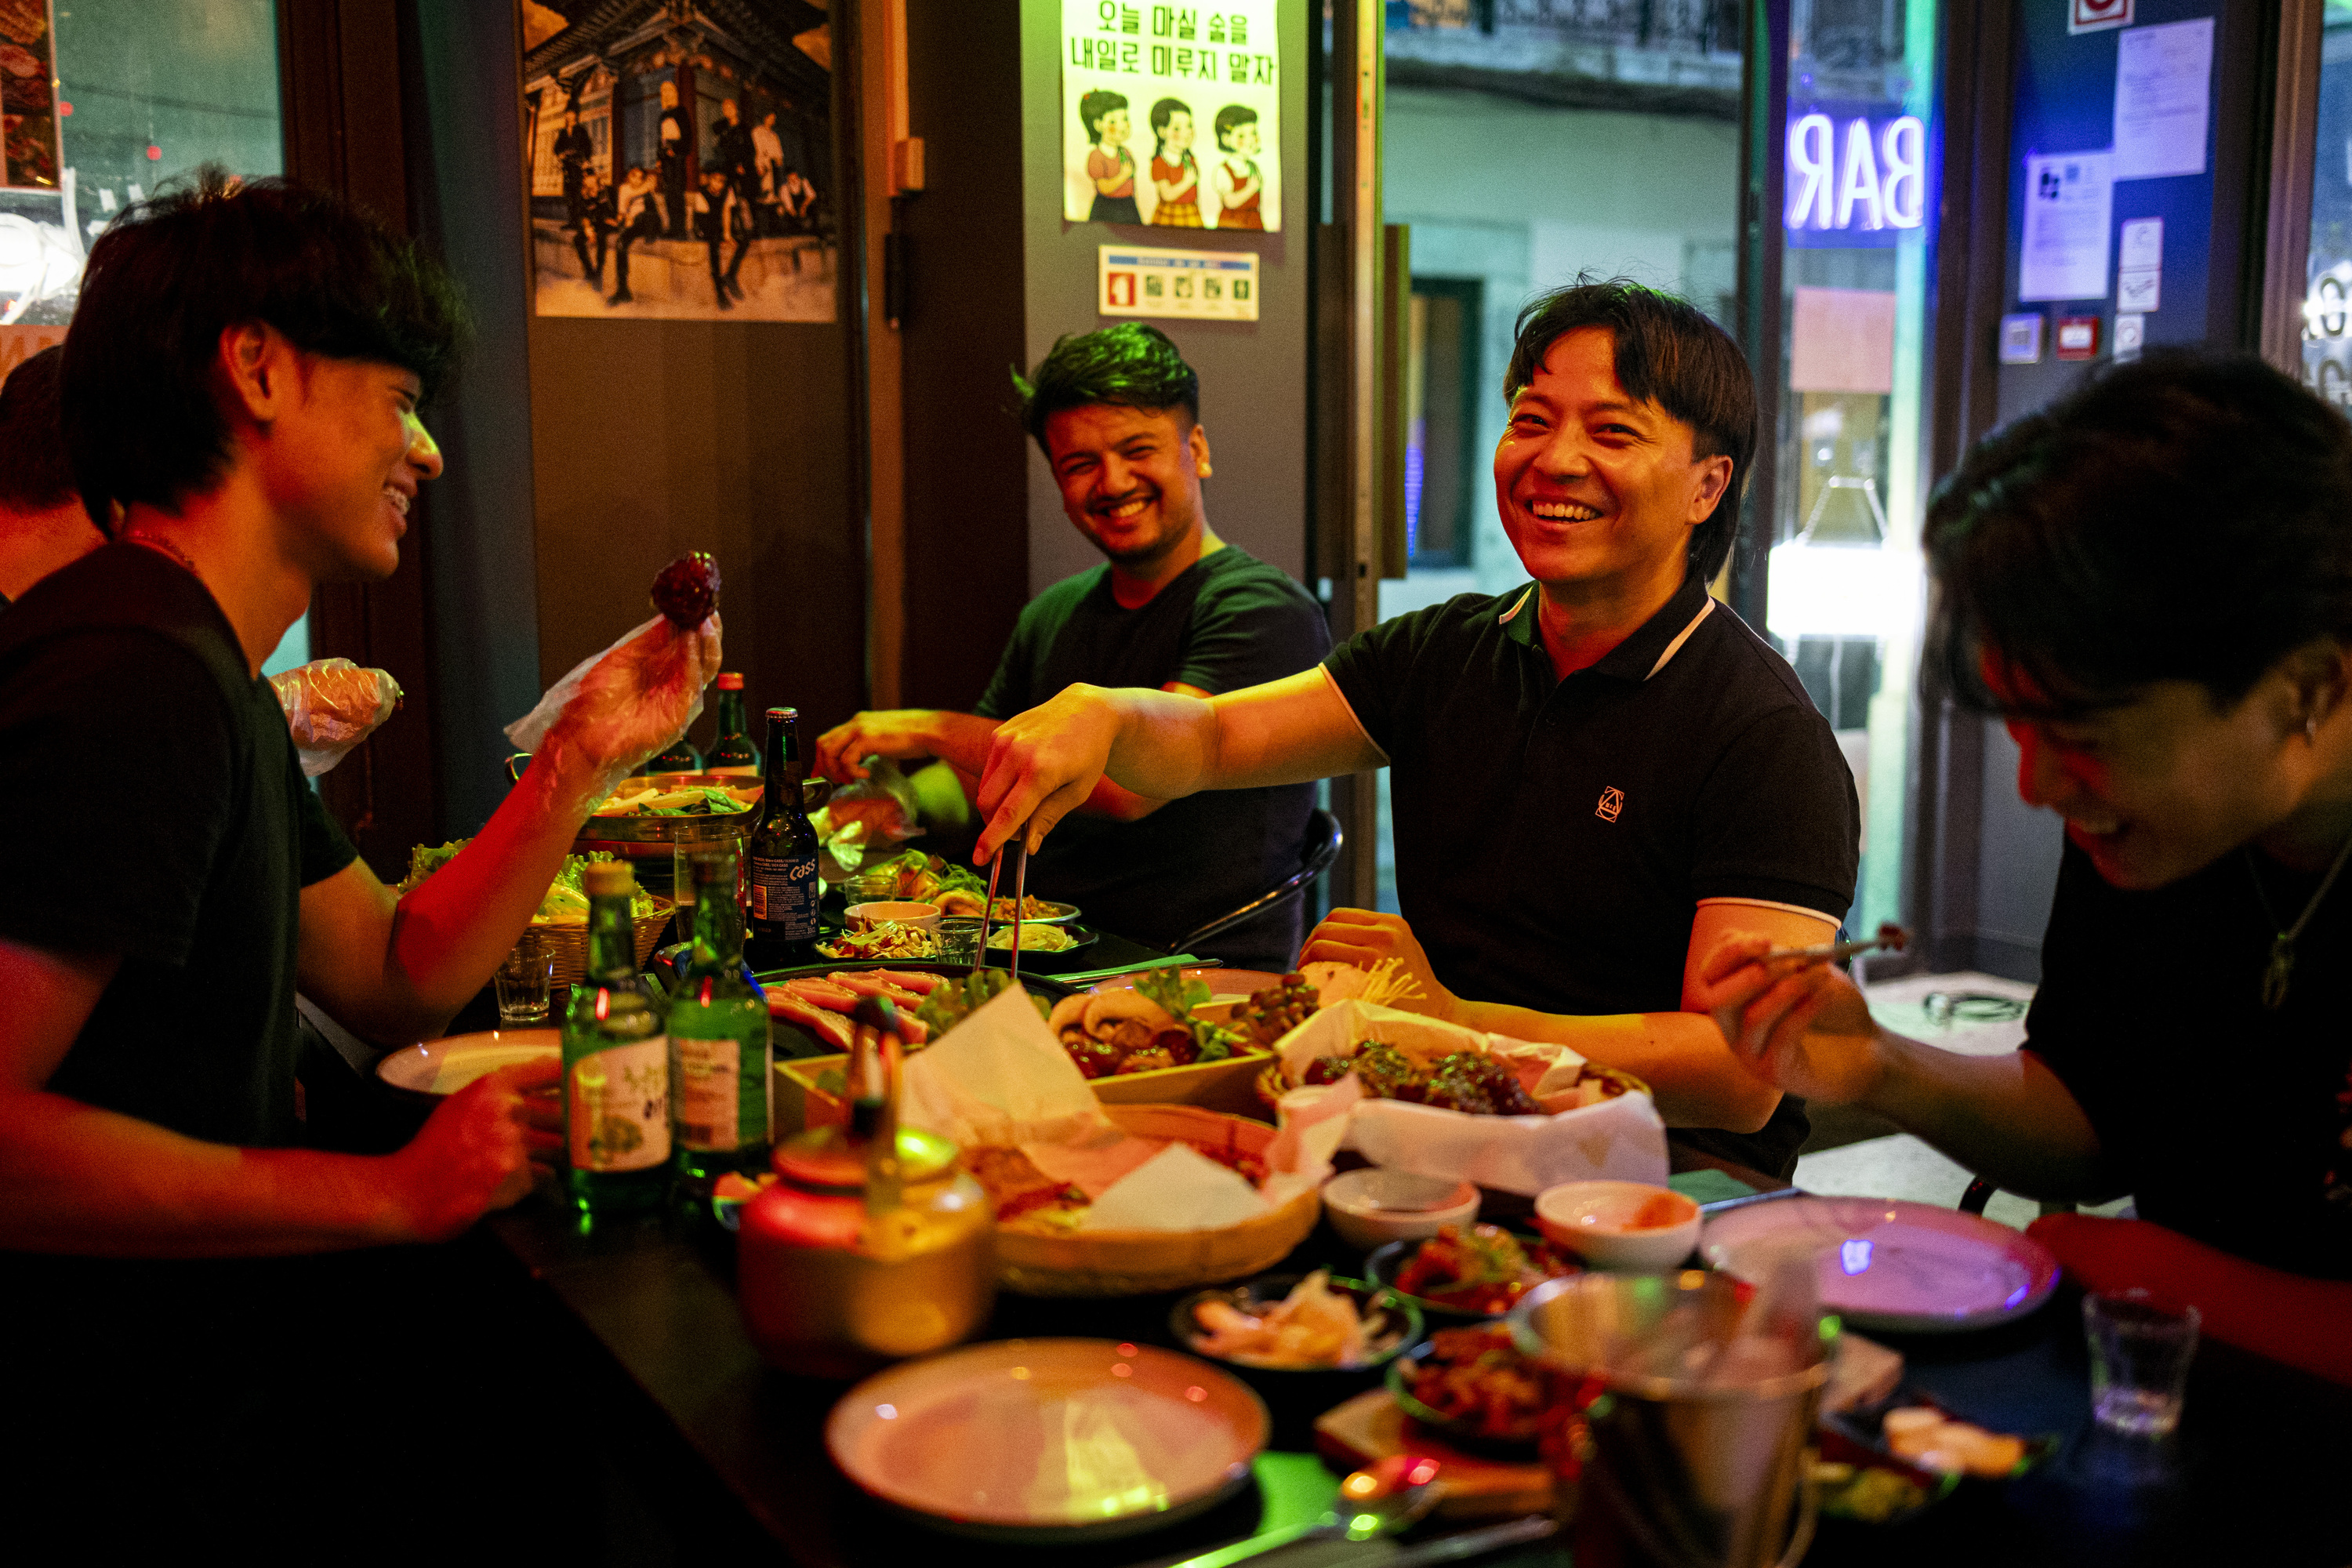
[0,175,716,1330]
[817,325,1329,967]
[972,283,1857,1179]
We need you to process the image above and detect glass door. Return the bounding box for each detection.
[1762,0,1941,939]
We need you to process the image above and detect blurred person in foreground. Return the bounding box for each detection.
[971,282,1857,1179]
[0,172,717,1541]
[817,323,1330,969]
[0,347,103,604]
[1696,354,2352,1385]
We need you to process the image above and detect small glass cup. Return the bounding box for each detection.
[845,866,898,905]
[495,929,556,1025]
[2083,1289,2199,1438]
[934,918,983,965]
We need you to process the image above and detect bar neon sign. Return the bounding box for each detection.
[1785,112,1928,233]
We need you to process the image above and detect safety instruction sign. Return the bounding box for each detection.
[1099,244,1259,321]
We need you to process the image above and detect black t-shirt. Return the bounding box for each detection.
[2028,839,2352,1278]
[974,546,1331,968]
[1324,576,1859,1179]
[0,543,357,1146]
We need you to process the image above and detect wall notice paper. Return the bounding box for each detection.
[1100,244,1261,321]
[2020,151,2114,303]
[1788,287,1897,394]
[1062,0,1281,231]
[2113,18,2212,181]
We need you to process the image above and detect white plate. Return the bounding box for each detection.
[1700,1196,2060,1334]
[375,1029,561,1097]
[826,1338,1266,1542]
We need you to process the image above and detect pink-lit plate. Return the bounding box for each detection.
[826,1338,1267,1542]
[1700,1196,2060,1334]
[374,1030,559,1098]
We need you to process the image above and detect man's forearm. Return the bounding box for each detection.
[0,1090,408,1256]
[1449,1000,1781,1134]
[1102,686,1223,797]
[1864,1037,2112,1200]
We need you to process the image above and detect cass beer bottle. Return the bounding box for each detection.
[562,861,670,1218]
[667,847,771,1182]
[746,706,819,967]
[706,672,760,775]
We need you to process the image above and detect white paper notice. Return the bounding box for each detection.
[2113,19,2212,180]
[2020,152,2114,303]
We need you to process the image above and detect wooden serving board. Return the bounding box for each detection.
[1312,1390,1555,1520]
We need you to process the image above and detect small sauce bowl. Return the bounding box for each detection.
[1534,1180,1701,1271]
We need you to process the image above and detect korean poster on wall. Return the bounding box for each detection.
[519,0,836,321]
[1062,1,1280,232]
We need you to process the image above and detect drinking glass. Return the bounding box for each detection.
[495,929,556,1025]
[934,918,982,964]
[2083,1290,2199,1437]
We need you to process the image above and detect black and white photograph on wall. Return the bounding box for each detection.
[521,0,835,321]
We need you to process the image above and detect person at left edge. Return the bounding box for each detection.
[0,347,102,607]
[817,323,1331,970]
[0,172,720,1521]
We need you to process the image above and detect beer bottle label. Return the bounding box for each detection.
[750,853,819,938]
[569,1037,670,1172]
[673,1035,739,1152]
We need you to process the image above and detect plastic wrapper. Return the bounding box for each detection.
[269,658,401,777]
[1271,1000,1670,1194]
[503,612,721,798]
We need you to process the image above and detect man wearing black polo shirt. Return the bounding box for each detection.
[818,324,1330,969]
[975,282,1857,1178]
[0,348,103,606]
[0,174,718,1544]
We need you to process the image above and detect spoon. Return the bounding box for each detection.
[1163,1455,1444,1568]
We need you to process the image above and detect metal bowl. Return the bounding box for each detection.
[572,771,831,848]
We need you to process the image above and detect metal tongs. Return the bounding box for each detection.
[971,838,1030,983]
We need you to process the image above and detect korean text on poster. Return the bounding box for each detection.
[1063,1,1280,233]
[1100,245,1260,321]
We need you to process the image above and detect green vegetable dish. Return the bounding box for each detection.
[398,840,660,921]
[1131,968,1248,1063]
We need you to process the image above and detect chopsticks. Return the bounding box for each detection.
[1761,920,1907,969]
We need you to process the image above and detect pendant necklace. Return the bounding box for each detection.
[2245,829,2352,1011]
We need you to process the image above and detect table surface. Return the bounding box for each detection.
[482,1132,2352,1568]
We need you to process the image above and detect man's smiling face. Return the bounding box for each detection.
[1493,326,1730,605]
[1043,402,1210,572]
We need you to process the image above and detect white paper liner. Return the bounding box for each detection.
[1271,999,1670,1195]
[897,982,1340,1232]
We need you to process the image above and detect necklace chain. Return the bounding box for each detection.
[121,528,199,575]
[2245,830,2352,1011]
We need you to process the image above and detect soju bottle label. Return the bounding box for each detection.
[749,854,819,938]
[569,1037,671,1172]
[673,1035,740,1152]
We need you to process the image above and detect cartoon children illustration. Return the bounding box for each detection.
[1148,98,1203,228]
[1211,105,1264,230]
[1080,89,1140,225]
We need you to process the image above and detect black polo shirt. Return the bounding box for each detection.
[1323,575,1859,1178]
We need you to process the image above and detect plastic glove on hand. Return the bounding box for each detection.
[538,612,724,795]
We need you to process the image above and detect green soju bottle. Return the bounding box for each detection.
[746,706,820,968]
[706,673,760,775]
[562,860,670,1218]
[668,847,772,1182]
[643,734,701,775]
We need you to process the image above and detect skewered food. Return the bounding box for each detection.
[651,551,720,628]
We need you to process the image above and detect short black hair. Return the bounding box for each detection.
[1927,351,2352,716]
[1503,277,1756,584]
[61,167,469,532]
[0,347,75,512]
[1079,89,1127,144]
[1014,323,1200,452]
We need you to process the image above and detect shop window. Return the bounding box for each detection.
[1405,278,1480,570]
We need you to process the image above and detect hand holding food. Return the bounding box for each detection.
[1300,909,1454,1021]
[814,709,947,782]
[1693,929,1885,1105]
[270,657,401,778]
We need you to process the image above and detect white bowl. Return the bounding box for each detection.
[845,900,940,933]
[1534,1180,1701,1272]
[1321,1167,1480,1253]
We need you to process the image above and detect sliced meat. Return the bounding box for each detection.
[866,967,943,995]
[828,971,924,1007]
[780,977,861,1011]
[768,995,855,1051]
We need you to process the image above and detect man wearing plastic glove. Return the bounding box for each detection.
[0,173,717,1544]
